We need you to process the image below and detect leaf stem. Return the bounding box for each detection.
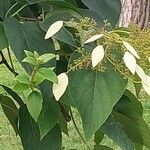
[70,108,91,150]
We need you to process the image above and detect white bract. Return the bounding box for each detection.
[52,73,68,101]
[85,34,103,44]
[123,52,136,74]
[45,21,63,39]
[91,45,104,68]
[123,41,140,59]
[135,65,146,82]
[135,65,150,96]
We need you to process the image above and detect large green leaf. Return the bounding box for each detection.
[0,22,8,50]
[0,95,19,135]
[64,63,127,139]
[114,111,150,149]
[81,0,121,27]
[19,105,62,150]
[101,115,134,150]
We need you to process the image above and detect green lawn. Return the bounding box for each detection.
[0,54,150,150]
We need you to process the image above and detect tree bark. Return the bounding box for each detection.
[119,0,150,28]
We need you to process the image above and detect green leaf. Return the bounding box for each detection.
[58,102,70,135]
[5,1,27,17]
[114,111,150,149]
[33,73,45,85]
[134,143,143,150]
[40,9,81,30]
[64,63,127,139]
[38,53,55,64]
[27,90,43,121]
[39,0,81,15]
[101,115,134,150]
[0,0,12,18]
[3,17,54,69]
[38,98,60,139]
[34,51,40,58]
[24,50,34,58]
[94,130,104,145]
[13,82,29,91]
[81,0,121,27]
[19,105,62,150]
[15,74,30,84]
[37,67,58,83]
[94,144,114,150]
[0,95,19,135]
[0,23,8,50]
[59,111,68,135]
[80,9,103,26]
[114,90,143,117]
[3,17,27,62]
[54,27,78,48]
[22,56,37,65]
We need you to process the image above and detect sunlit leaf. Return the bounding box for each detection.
[123,41,140,59]
[85,34,103,44]
[38,53,55,64]
[45,20,63,39]
[91,45,104,67]
[53,73,68,101]
[24,50,34,58]
[15,74,30,84]
[22,57,37,65]
[37,67,58,83]
[123,52,136,74]
[13,82,29,91]
[27,90,43,121]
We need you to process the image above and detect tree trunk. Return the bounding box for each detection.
[119,0,150,28]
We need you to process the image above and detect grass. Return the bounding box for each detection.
[0,51,150,150]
